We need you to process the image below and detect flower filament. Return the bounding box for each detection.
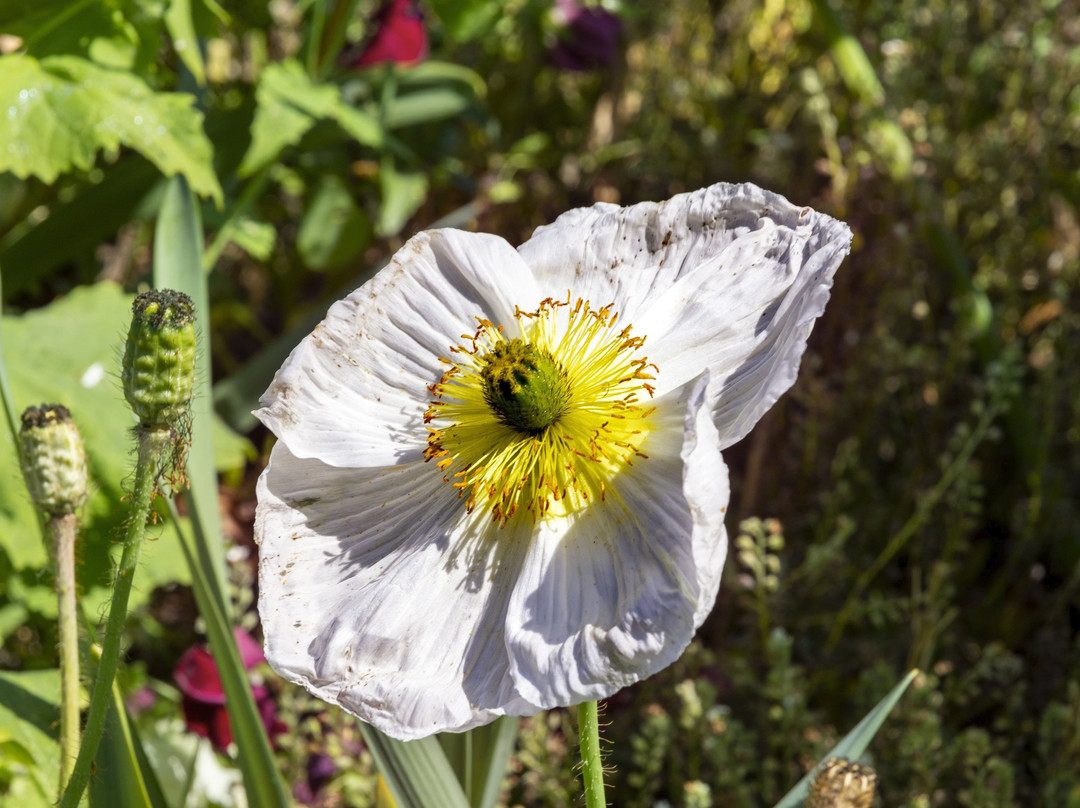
[424,295,657,524]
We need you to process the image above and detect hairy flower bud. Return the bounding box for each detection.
[19,404,89,516]
[122,290,196,428]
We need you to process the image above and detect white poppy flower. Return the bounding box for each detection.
[254,182,852,740]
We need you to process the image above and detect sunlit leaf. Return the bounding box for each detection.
[0,54,222,204]
[0,669,60,807]
[239,59,382,176]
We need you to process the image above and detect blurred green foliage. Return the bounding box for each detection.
[1,0,1079,804]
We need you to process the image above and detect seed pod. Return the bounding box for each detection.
[19,404,89,516]
[121,290,196,428]
[806,757,878,808]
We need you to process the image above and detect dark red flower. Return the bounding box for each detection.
[348,0,428,68]
[549,0,622,71]
[174,628,282,750]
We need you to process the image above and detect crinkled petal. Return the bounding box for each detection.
[504,375,729,708]
[255,229,540,467]
[255,442,538,740]
[517,182,851,447]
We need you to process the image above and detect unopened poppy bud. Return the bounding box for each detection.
[806,757,878,808]
[19,404,89,516]
[122,290,196,428]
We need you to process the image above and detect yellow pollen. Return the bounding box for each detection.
[423,295,658,524]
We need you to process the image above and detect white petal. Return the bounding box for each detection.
[255,442,538,740]
[504,375,729,708]
[518,182,850,449]
[255,229,540,467]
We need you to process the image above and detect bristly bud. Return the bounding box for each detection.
[806,757,878,808]
[122,290,196,429]
[19,404,89,516]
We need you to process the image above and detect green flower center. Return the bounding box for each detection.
[480,339,570,434]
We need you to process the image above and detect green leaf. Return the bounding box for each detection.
[89,685,169,808]
[239,59,382,175]
[360,723,472,808]
[0,54,222,204]
[0,282,192,608]
[152,175,229,610]
[0,0,137,64]
[425,0,502,41]
[772,669,919,808]
[377,160,428,238]
[298,174,372,270]
[0,669,60,806]
[169,506,293,808]
[383,87,473,129]
[438,718,519,808]
[154,176,291,808]
[164,0,206,85]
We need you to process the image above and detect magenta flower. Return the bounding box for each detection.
[549,0,622,71]
[348,0,428,68]
[173,628,283,750]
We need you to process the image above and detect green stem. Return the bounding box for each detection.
[578,701,606,808]
[51,512,81,795]
[58,427,171,808]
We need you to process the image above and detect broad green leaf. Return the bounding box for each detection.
[0,0,137,64]
[0,669,60,806]
[772,669,919,808]
[298,174,373,270]
[0,54,222,204]
[360,723,472,808]
[239,59,382,175]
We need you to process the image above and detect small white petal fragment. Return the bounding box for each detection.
[254,181,850,739]
[80,361,105,389]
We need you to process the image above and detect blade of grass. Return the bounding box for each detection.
[167,500,292,808]
[88,683,169,808]
[438,719,519,808]
[359,723,472,808]
[152,175,229,612]
[772,669,919,808]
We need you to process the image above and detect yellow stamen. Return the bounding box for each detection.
[424,296,658,525]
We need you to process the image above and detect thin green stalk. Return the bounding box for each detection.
[58,427,171,808]
[50,512,81,795]
[578,701,606,808]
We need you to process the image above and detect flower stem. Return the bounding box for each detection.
[50,512,80,795]
[578,700,606,808]
[58,426,171,808]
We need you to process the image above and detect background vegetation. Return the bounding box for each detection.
[1,0,1078,805]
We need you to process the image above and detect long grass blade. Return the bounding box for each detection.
[151,175,229,610]
[359,723,472,808]
[168,501,292,808]
[772,669,919,808]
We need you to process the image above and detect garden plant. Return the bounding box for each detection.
[0,0,1078,806]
